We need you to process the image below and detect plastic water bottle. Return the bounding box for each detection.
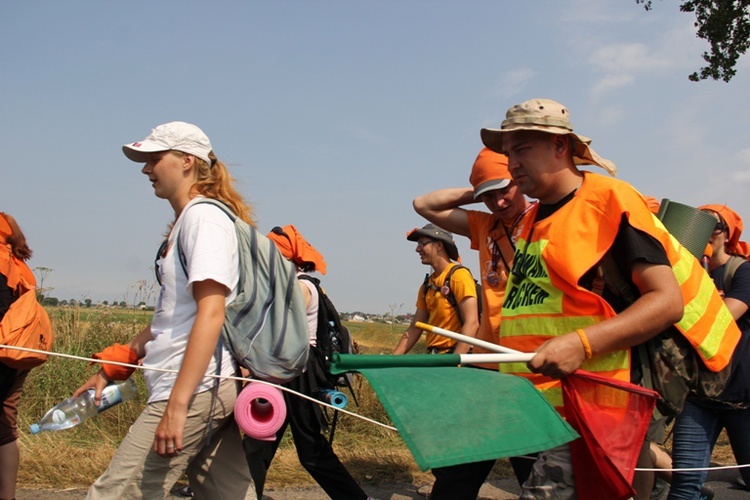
[29,379,137,434]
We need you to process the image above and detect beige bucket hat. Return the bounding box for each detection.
[480,98,617,176]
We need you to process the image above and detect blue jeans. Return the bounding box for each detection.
[668,398,750,499]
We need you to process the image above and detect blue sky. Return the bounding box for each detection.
[2,1,748,315]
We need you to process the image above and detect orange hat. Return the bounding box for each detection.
[267,225,327,275]
[0,213,12,243]
[643,196,661,215]
[699,204,750,258]
[469,148,512,200]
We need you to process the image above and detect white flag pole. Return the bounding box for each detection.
[415,321,526,355]
[457,353,535,364]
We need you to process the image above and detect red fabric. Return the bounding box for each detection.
[562,370,658,500]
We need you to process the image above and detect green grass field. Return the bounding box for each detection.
[17,307,515,489]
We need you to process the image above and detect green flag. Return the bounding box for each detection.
[331,354,578,471]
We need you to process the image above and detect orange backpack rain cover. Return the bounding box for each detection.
[0,256,53,369]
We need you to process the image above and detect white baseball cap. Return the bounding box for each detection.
[122,121,212,165]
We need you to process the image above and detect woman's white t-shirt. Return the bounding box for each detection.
[145,197,239,403]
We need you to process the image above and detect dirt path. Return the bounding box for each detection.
[17,470,750,499]
[17,478,522,499]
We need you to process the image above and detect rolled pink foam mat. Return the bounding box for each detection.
[234,382,287,441]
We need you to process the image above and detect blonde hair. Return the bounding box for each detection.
[171,150,256,227]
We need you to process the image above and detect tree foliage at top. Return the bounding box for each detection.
[637,0,750,82]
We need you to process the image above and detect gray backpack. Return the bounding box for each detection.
[174,199,310,383]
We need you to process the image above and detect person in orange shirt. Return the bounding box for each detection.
[412,151,533,497]
[413,148,532,364]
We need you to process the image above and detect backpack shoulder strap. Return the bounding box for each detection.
[422,273,431,300]
[723,255,747,293]
[444,264,472,323]
[422,265,473,323]
[174,198,238,279]
[593,252,638,304]
[298,273,320,288]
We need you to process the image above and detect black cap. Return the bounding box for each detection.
[406,224,459,261]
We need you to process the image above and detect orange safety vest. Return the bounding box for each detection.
[500,172,740,412]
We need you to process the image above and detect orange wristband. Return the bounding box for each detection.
[576,329,593,359]
[92,343,139,380]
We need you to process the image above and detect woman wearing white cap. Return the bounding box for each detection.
[74,121,256,499]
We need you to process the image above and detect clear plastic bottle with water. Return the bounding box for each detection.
[29,379,137,434]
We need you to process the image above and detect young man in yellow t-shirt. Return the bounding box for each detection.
[393,224,479,355]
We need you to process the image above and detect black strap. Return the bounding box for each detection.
[422,265,473,324]
[154,240,168,286]
[723,255,747,294]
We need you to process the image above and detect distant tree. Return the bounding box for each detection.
[42,297,59,306]
[387,303,404,333]
[60,299,68,306]
[84,298,93,308]
[119,301,126,307]
[33,266,54,302]
[637,0,750,82]
[102,300,109,306]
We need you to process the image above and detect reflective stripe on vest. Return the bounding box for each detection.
[665,233,739,371]
[499,226,630,401]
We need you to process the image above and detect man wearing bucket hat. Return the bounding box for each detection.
[480,98,739,499]
[394,224,478,356]
[412,148,535,497]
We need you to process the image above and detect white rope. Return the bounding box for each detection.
[2,344,396,432]
[634,463,750,472]
[504,454,750,473]
[10,345,750,474]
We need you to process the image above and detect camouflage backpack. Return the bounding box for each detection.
[594,253,732,417]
